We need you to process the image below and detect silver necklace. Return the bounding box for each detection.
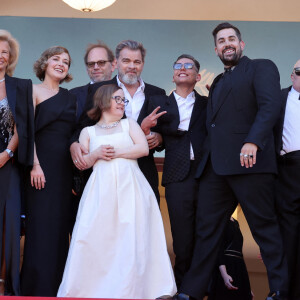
[97,120,120,129]
[0,78,5,83]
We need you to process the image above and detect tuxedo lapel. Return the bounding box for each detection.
[5,74,17,120]
[279,86,291,140]
[137,83,151,124]
[281,87,290,121]
[210,57,248,120]
[137,99,147,124]
[211,73,232,120]
[208,74,221,116]
[189,92,204,129]
[167,93,180,130]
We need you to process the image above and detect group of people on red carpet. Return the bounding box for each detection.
[0,22,299,300]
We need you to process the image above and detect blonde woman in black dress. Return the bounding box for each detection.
[0,30,34,295]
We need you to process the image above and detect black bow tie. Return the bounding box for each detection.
[224,67,232,73]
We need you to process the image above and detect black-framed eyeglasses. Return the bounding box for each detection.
[112,96,129,106]
[173,63,194,70]
[87,60,111,68]
[293,67,300,76]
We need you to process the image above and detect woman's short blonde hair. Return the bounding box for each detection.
[0,29,20,76]
[88,84,121,121]
[33,46,73,83]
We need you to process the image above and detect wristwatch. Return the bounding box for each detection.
[5,148,14,158]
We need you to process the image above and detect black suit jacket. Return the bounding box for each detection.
[5,74,34,167]
[70,83,90,121]
[71,75,166,199]
[149,91,207,186]
[196,56,281,178]
[274,86,291,156]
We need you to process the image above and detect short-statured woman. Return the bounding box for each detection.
[0,30,34,295]
[58,84,176,299]
[21,46,76,296]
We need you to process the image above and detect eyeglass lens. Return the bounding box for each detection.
[87,60,109,68]
[173,63,194,70]
[112,96,129,105]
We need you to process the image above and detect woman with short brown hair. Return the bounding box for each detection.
[21,46,76,296]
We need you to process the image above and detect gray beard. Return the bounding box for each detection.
[119,73,139,85]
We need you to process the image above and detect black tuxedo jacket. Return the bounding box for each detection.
[5,74,34,167]
[71,75,166,198]
[196,56,281,178]
[149,91,207,186]
[274,86,291,156]
[70,83,90,121]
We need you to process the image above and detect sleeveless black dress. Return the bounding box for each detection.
[21,88,76,296]
[208,218,252,300]
[0,97,21,295]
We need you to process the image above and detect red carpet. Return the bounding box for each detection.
[0,297,149,300]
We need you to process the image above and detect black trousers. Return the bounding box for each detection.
[276,151,300,300]
[165,161,199,289]
[180,161,289,299]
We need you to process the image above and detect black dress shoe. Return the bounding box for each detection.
[265,291,288,300]
[172,293,191,300]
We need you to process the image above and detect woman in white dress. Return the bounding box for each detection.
[58,84,176,299]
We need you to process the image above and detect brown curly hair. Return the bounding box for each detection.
[33,46,73,83]
[0,29,20,76]
[88,84,121,121]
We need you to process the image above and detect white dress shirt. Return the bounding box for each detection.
[281,87,300,155]
[117,76,145,121]
[173,91,195,160]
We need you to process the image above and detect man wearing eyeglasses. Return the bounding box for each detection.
[274,60,300,300]
[70,41,116,120]
[68,41,117,230]
[70,40,166,202]
[145,54,207,290]
[174,23,289,300]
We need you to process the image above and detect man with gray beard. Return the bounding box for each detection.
[70,40,166,203]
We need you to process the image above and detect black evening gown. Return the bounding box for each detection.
[0,98,21,295]
[208,218,252,300]
[21,88,76,296]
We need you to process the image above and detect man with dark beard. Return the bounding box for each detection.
[70,40,165,202]
[174,22,289,300]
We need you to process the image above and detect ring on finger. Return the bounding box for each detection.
[243,154,249,158]
[249,154,253,158]
[74,159,78,163]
